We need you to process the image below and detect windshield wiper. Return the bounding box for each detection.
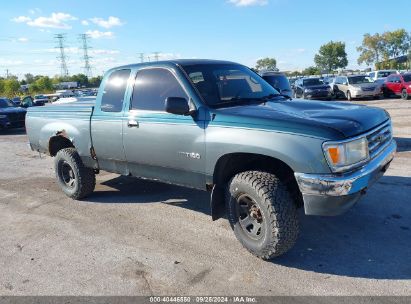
[259,93,292,101]
[212,93,291,109]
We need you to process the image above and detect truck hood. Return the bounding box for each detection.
[303,84,330,90]
[351,83,377,90]
[211,100,389,139]
[0,107,26,114]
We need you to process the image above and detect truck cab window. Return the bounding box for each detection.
[131,68,187,111]
[101,69,131,112]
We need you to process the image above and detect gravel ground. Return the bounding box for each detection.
[0,98,410,296]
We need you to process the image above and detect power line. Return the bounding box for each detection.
[79,34,93,77]
[137,52,145,63]
[54,33,69,77]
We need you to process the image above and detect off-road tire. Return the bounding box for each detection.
[402,89,409,100]
[55,148,96,199]
[226,171,299,259]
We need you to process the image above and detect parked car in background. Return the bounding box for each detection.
[0,98,26,129]
[368,70,398,81]
[383,73,411,100]
[334,75,381,101]
[293,77,332,100]
[33,95,49,106]
[323,76,337,97]
[12,97,21,106]
[260,71,292,98]
[20,96,45,108]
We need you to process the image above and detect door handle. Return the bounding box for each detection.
[127,120,139,128]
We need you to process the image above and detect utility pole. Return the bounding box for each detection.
[5,69,9,78]
[54,34,69,77]
[137,53,144,63]
[79,34,93,77]
[153,52,160,61]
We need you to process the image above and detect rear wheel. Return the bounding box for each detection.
[55,148,96,199]
[402,89,409,100]
[226,171,299,259]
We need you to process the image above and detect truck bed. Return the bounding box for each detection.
[26,102,95,158]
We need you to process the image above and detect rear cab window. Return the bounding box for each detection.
[101,69,131,112]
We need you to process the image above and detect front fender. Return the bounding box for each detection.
[206,126,331,176]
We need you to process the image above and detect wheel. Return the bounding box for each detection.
[346,91,352,101]
[55,148,96,199]
[383,88,390,98]
[293,91,298,99]
[401,89,409,100]
[226,171,299,259]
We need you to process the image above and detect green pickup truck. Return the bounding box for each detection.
[26,60,396,259]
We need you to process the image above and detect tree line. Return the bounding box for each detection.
[255,28,411,75]
[0,74,103,98]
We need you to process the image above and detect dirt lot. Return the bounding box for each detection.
[0,98,410,296]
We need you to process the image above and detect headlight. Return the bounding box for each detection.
[0,115,7,119]
[304,88,313,93]
[323,137,369,172]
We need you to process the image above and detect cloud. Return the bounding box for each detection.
[86,30,114,39]
[89,16,124,29]
[12,12,77,29]
[0,59,24,66]
[228,0,268,6]
[12,16,31,23]
[296,48,306,53]
[90,49,120,55]
[81,20,89,26]
[29,8,41,15]
[17,37,29,43]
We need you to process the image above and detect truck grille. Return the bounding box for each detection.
[367,122,392,159]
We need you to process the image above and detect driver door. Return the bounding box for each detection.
[122,67,206,190]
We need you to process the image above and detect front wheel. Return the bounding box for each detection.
[346,90,352,101]
[55,148,96,199]
[402,89,409,100]
[226,171,299,259]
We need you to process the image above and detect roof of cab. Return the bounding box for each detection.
[108,59,238,72]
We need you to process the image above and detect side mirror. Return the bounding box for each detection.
[165,97,190,116]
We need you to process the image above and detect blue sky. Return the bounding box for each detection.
[1,0,410,78]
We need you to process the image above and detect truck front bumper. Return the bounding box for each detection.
[294,140,396,216]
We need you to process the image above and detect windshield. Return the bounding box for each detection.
[262,75,291,91]
[303,78,323,86]
[34,95,45,99]
[182,64,280,107]
[378,71,396,78]
[0,99,16,108]
[403,75,411,82]
[348,76,372,84]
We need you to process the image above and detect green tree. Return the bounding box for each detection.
[30,76,53,94]
[302,66,321,75]
[357,33,386,67]
[255,57,277,71]
[383,29,410,58]
[89,76,103,88]
[0,78,4,95]
[70,74,88,87]
[24,73,35,84]
[314,41,348,73]
[3,79,21,97]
